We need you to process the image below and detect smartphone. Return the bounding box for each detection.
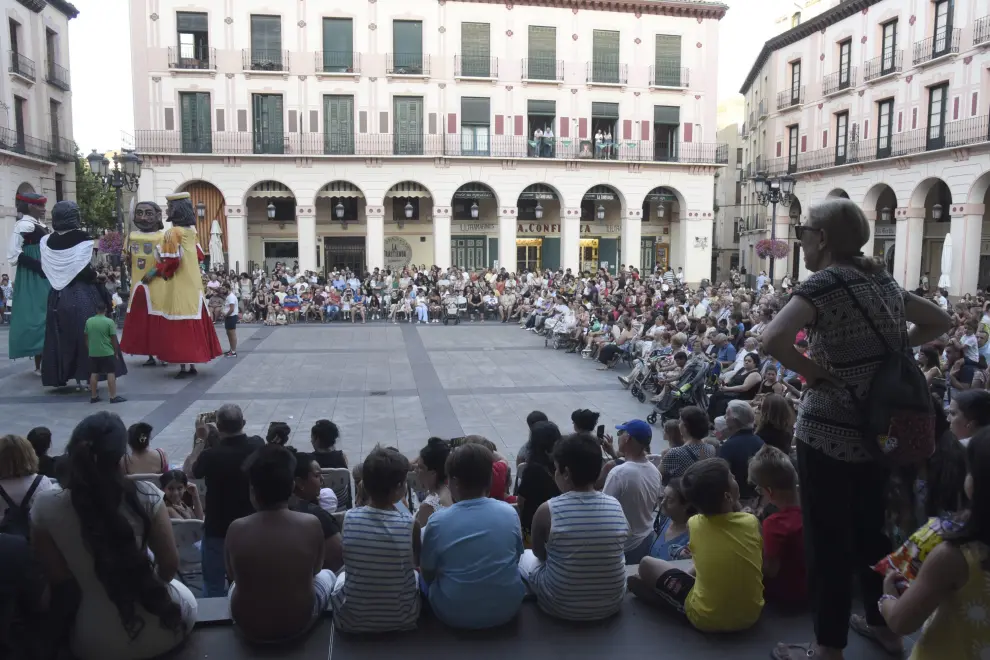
[596,425,605,439]
[197,411,217,425]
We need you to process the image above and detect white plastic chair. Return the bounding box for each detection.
[320,468,353,511]
[126,473,162,485]
[171,518,204,597]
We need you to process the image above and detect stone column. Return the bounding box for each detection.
[668,220,682,272]
[560,207,582,273]
[365,205,385,271]
[681,210,715,286]
[296,206,318,274]
[433,206,452,270]
[225,206,248,274]
[893,207,923,290]
[498,208,517,271]
[620,207,643,270]
[860,208,877,261]
[949,204,984,297]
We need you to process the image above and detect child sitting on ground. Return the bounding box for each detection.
[648,478,693,560]
[419,444,525,629]
[630,457,764,632]
[519,433,629,621]
[747,445,806,607]
[331,446,420,632]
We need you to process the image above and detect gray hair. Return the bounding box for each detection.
[216,403,245,434]
[809,198,884,273]
[714,416,729,436]
[725,400,756,431]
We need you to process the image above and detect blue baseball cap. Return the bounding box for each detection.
[616,420,652,445]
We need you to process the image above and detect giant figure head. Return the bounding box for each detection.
[51,201,82,233]
[165,192,196,228]
[134,201,163,232]
[15,192,47,221]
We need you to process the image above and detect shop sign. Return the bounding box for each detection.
[384,237,412,269]
[874,225,896,238]
[517,223,622,234]
[455,223,499,233]
[583,192,616,201]
[518,192,557,200]
[646,192,677,202]
[453,190,495,199]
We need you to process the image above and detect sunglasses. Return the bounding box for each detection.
[793,225,823,241]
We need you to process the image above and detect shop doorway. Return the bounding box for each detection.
[580,238,599,274]
[325,236,365,274]
[451,237,487,271]
[517,239,542,273]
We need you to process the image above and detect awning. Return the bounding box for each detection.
[246,181,295,199]
[385,181,431,198]
[317,181,365,199]
[583,185,618,201]
[453,183,496,199]
[519,184,557,201]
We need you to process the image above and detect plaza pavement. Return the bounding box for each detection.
[0,321,647,462]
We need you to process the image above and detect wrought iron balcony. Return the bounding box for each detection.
[243,49,288,72]
[386,53,429,76]
[822,67,857,96]
[776,86,804,111]
[51,135,76,162]
[975,16,990,47]
[455,54,498,78]
[9,50,35,81]
[913,29,960,66]
[521,57,564,82]
[586,60,628,85]
[863,51,903,81]
[168,46,216,71]
[0,126,55,162]
[315,51,359,74]
[46,61,71,90]
[650,62,689,88]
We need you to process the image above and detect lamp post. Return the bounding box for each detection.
[881,207,892,223]
[534,202,544,220]
[335,201,346,228]
[87,149,141,299]
[596,204,605,221]
[753,173,796,282]
[267,202,276,220]
[470,201,479,219]
[196,200,206,221]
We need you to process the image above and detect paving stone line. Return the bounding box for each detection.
[402,325,464,438]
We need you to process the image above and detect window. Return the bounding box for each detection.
[790,60,801,98]
[835,112,848,165]
[527,26,557,80]
[654,34,682,86]
[252,94,284,154]
[591,29,620,84]
[517,242,541,273]
[460,97,490,155]
[591,102,619,159]
[460,22,491,77]
[180,92,212,153]
[55,173,64,202]
[393,96,424,155]
[13,96,25,147]
[46,28,57,68]
[321,18,353,72]
[933,0,951,55]
[927,83,948,150]
[249,15,282,70]
[9,19,19,55]
[527,100,556,157]
[838,39,851,88]
[176,12,209,67]
[654,105,680,162]
[323,95,354,155]
[787,125,798,172]
[791,12,801,28]
[49,99,60,145]
[393,20,423,73]
[882,20,897,74]
[877,98,893,158]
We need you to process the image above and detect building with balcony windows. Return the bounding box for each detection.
[1,0,77,276]
[714,123,742,278]
[127,0,728,281]
[739,0,990,294]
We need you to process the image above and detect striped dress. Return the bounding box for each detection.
[331,506,421,632]
[528,490,630,621]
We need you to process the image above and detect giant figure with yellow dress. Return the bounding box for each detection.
[119,192,222,377]
[121,199,165,366]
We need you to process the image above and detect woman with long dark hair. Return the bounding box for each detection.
[30,412,196,659]
[517,421,562,543]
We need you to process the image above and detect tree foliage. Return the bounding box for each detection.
[74,157,116,231]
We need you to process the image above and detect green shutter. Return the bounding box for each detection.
[489,237,499,268]
[527,100,556,115]
[654,34,681,86]
[177,12,207,32]
[599,238,618,275]
[253,94,283,154]
[592,30,620,83]
[654,105,680,125]
[250,15,281,53]
[461,22,490,77]
[527,26,556,80]
[322,18,353,71]
[461,97,490,125]
[591,102,619,119]
[323,95,354,155]
[393,96,424,155]
[393,20,423,72]
[180,92,211,153]
[542,238,560,271]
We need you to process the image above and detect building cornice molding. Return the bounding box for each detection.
[14,0,79,19]
[448,0,728,20]
[739,0,880,95]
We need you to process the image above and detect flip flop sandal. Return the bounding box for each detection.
[770,643,816,660]
[849,614,904,656]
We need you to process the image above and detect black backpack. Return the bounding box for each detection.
[0,475,44,538]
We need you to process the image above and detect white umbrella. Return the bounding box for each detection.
[209,219,224,269]
[938,233,952,290]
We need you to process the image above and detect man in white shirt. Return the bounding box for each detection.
[223,286,239,357]
[937,289,949,311]
[601,420,662,564]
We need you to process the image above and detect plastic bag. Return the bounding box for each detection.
[872,516,963,582]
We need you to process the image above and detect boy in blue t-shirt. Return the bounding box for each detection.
[419,443,525,629]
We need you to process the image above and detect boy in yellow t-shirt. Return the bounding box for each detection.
[630,457,764,632]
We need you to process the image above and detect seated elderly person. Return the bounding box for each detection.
[717,400,764,505]
[721,337,760,383]
[708,352,762,421]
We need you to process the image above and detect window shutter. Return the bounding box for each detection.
[528,25,556,67]
[380,111,389,133]
[495,115,504,135]
[177,12,208,32]
[592,30,620,82]
[973,92,979,117]
[288,110,297,133]
[653,105,680,124]
[953,96,959,120]
[912,107,917,129]
[579,117,588,138]
[776,141,781,157]
[514,115,524,136]
[359,110,367,133]
[800,135,807,152]
[323,95,354,154]
[591,102,619,119]
[447,113,457,133]
[863,119,868,139]
[461,97,490,125]
[640,121,650,141]
[165,107,175,131]
[237,109,247,132]
[310,110,318,133]
[622,119,631,140]
[216,108,225,132]
[822,129,827,148]
[322,18,353,70]
[897,111,902,132]
[250,15,281,53]
[394,20,423,70]
[461,23,491,76]
[654,34,681,85]
[527,100,556,115]
[429,112,437,134]
[559,116,569,138]
[683,122,692,142]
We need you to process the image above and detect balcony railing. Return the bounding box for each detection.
[315,50,359,74]
[51,135,75,162]
[455,54,498,78]
[243,49,288,72]
[9,50,35,81]
[45,61,71,90]
[386,53,429,75]
[586,60,628,85]
[133,130,729,164]
[863,51,903,81]
[822,67,857,96]
[976,16,990,46]
[776,86,804,111]
[521,57,564,81]
[0,126,55,162]
[168,46,216,71]
[758,100,768,119]
[650,62,689,88]
[748,112,756,131]
[913,29,960,65]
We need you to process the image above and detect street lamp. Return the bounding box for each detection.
[596,204,605,221]
[86,148,141,301]
[932,203,943,221]
[335,201,347,229]
[753,173,796,282]
[267,202,276,220]
[656,203,665,220]
[196,201,206,220]
[470,201,479,219]
[881,207,892,223]
[534,202,544,220]
[404,201,414,219]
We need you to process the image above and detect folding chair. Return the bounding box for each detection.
[320,468,353,512]
[171,518,204,597]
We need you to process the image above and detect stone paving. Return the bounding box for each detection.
[0,321,647,464]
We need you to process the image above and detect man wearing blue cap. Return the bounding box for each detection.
[602,419,662,564]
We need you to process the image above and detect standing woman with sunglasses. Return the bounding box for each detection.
[762,198,952,660]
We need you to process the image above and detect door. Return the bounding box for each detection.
[579,239,600,274]
[655,243,669,272]
[927,84,947,151]
[541,237,559,271]
[393,97,424,155]
[250,15,282,69]
[877,99,893,158]
[933,0,951,58]
[516,239,542,273]
[13,96,25,148]
[324,95,354,155]
[324,237,365,274]
[790,61,801,102]
[451,237,486,270]
[180,92,212,153]
[598,238,618,275]
[979,255,990,291]
[252,94,284,154]
[882,21,897,74]
[838,40,851,88]
[834,112,848,166]
[461,22,491,77]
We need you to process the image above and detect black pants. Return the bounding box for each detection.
[797,441,891,649]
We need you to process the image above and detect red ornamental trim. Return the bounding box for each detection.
[695,95,701,100]
[634,37,641,44]
[572,34,578,40]
[696,42,702,48]
[906,75,913,83]
[506,30,513,36]
[634,91,641,96]
[818,103,823,109]
[909,15,916,25]
[965,56,973,65]
[505,85,513,91]
[506,2,513,8]
[858,90,865,96]
[820,54,825,61]
[861,35,867,44]
[369,23,376,30]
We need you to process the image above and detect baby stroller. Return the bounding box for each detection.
[442,298,461,325]
[646,358,712,425]
[546,320,578,350]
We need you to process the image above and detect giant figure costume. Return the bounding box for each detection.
[119,193,222,373]
[122,200,165,366]
[39,201,127,387]
[7,192,51,365]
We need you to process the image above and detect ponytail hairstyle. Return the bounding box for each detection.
[127,422,153,453]
[809,198,886,273]
[419,437,451,485]
[64,412,183,639]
